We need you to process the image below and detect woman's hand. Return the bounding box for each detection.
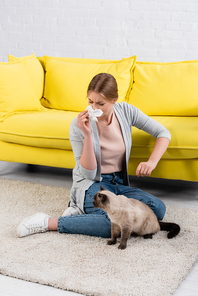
[77,110,91,137]
[136,160,157,177]
[136,137,170,177]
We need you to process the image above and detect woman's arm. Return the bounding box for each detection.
[123,104,171,177]
[77,110,97,171]
[136,137,170,177]
[80,133,97,170]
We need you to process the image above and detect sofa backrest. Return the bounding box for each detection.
[38,56,198,116]
[128,60,198,116]
[39,55,136,112]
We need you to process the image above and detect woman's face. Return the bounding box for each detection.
[88,91,117,119]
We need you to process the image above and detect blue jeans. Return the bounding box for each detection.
[57,172,166,238]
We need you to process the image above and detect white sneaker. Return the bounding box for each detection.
[17,213,50,238]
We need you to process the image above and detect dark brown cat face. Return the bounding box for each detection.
[93,191,109,209]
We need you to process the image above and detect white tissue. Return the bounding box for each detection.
[86,105,103,122]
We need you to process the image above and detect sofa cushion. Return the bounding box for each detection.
[38,56,120,66]
[129,60,198,116]
[0,111,197,159]
[131,116,198,159]
[8,53,44,101]
[0,109,78,149]
[42,55,136,112]
[0,60,43,122]
[37,56,120,75]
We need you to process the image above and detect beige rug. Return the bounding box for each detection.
[0,178,198,296]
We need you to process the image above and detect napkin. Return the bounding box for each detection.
[86,105,103,122]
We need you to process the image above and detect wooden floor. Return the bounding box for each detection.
[0,162,198,296]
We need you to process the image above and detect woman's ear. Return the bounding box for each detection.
[112,98,118,104]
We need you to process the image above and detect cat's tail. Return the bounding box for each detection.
[159,222,180,239]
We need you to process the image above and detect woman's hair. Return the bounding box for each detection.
[87,73,118,101]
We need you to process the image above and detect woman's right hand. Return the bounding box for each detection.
[77,110,91,137]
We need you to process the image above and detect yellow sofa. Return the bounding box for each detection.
[0,53,198,182]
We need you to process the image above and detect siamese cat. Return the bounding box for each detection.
[93,186,180,250]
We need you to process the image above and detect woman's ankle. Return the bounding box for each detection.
[48,218,58,231]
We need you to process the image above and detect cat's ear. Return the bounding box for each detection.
[100,185,106,191]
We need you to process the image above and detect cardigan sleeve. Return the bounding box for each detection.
[69,120,97,180]
[122,102,171,141]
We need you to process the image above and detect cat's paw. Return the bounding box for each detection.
[143,233,153,239]
[118,243,127,250]
[107,239,116,245]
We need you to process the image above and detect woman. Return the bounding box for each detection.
[17,73,171,238]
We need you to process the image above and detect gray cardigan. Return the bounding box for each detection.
[66,102,171,216]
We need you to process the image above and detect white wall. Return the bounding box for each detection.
[0,0,198,62]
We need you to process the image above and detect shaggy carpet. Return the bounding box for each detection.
[0,178,198,296]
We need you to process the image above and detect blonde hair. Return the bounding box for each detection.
[87,73,118,101]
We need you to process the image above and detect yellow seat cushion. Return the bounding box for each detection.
[42,55,136,111]
[8,53,44,100]
[131,116,198,159]
[0,111,197,159]
[129,60,198,116]
[0,109,78,149]
[0,60,42,122]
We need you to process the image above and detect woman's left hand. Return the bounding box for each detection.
[136,137,170,177]
[136,161,157,177]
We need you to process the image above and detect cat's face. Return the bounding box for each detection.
[93,186,110,209]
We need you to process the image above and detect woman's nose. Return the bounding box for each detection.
[91,104,96,110]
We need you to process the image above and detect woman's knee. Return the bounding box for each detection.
[155,199,166,220]
[148,196,166,220]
